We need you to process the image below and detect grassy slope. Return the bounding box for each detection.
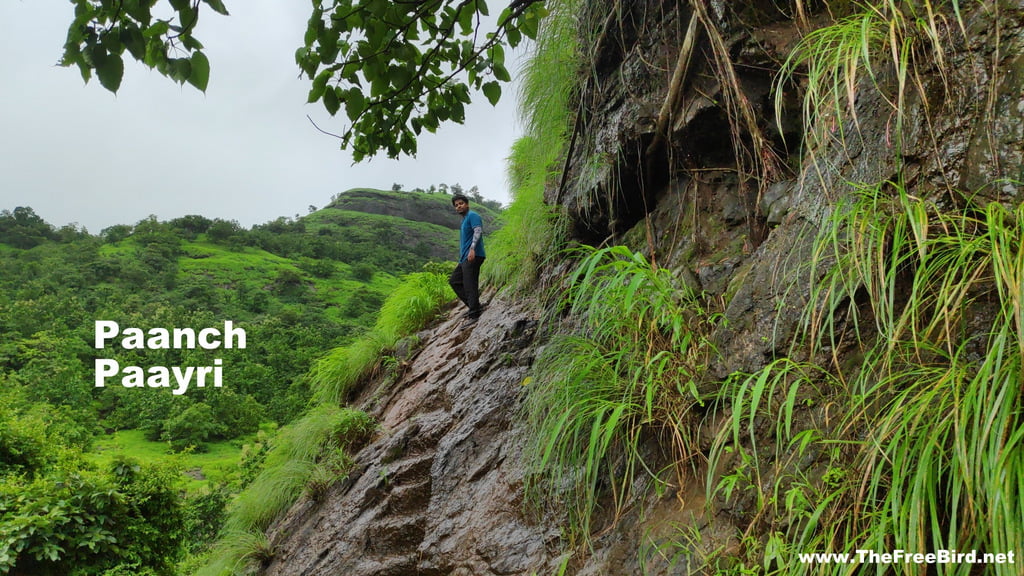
[85,189,475,488]
[177,241,401,320]
[89,430,250,491]
[318,188,500,238]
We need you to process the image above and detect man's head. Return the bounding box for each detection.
[452,194,470,215]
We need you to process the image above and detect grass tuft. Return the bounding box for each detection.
[487,0,581,289]
[704,177,1024,574]
[524,245,719,544]
[312,271,452,405]
[195,405,375,575]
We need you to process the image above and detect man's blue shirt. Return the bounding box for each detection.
[459,210,485,263]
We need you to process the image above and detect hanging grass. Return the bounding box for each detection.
[774,0,965,155]
[487,0,581,289]
[524,245,720,544]
[705,179,1024,575]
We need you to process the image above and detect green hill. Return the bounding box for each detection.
[0,188,498,450]
[239,188,499,275]
[303,188,499,265]
[0,189,502,575]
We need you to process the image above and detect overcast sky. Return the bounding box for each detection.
[0,1,522,234]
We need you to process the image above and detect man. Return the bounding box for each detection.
[449,194,486,320]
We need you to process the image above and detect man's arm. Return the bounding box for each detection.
[470,225,483,252]
[468,213,483,261]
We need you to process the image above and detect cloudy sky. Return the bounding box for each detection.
[0,1,522,234]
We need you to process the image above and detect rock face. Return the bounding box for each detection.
[326,189,500,232]
[262,295,562,576]
[262,2,1024,575]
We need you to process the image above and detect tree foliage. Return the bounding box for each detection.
[0,457,187,575]
[61,0,548,160]
[62,0,226,93]
[0,208,57,249]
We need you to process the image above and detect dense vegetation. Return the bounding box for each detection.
[0,187,487,574]
[511,1,1024,575]
[18,0,1023,575]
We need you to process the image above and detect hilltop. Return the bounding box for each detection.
[304,188,500,266]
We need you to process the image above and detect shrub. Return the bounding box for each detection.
[0,457,186,576]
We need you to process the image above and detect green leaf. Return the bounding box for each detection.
[295,47,317,78]
[503,25,520,47]
[145,38,168,70]
[366,0,388,17]
[304,10,321,47]
[492,63,510,83]
[308,69,332,103]
[340,62,361,82]
[457,2,474,35]
[169,58,192,84]
[370,75,388,98]
[389,65,412,89]
[76,58,92,83]
[520,9,541,40]
[143,20,170,39]
[399,130,416,156]
[175,4,198,29]
[181,34,205,51]
[124,0,151,22]
[489,43,505,68]
[453,83,471,105]
[187,51,210,92]
[101,28,122,53]
[203,0,230,16]
[317,22,340,65]
[323,87,340,115]
[482,81,501,106]
[344,88,366,121]
[95,50,124,92]
[120,25,146,61]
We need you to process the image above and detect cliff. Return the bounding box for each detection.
[259,1,1024,574]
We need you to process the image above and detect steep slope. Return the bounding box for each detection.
[260,2,1024,575]
[261,294,556,576]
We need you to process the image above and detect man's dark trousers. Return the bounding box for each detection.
[449,258,485,314]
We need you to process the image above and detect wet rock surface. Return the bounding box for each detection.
[262,295,561,576]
